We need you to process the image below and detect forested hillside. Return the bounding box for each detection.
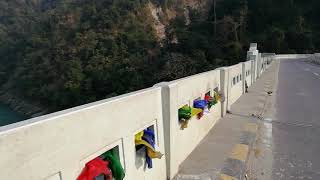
[0,0,319,113]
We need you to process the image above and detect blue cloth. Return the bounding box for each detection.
[142,129,155,169]
[143,129,155,141]
[193,100,208,110]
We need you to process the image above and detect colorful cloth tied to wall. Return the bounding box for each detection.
[178,105,202,129]
[204,95,217,109]
[193,99,208,119]
[135,129,163,169]
[214,92,221,102]
[100,149,125,180]
[77,157,112,180]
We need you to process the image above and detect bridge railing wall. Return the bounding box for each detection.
[310,53,320,65]
[244,60,253,87]
[0,87,167,180]
[275,54,313,59]
[226,63,244,111]
[248,54,258,83]
[155,69,222,179]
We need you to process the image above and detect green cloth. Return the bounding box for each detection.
[207,99,217,109]
[178,105,192,121]
[205,95,217,109]
[178,105,202,121]
[210,98,217,107]
[178,105,202,129]
[101,149,125,180]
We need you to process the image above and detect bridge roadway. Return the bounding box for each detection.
[248,59,320,179]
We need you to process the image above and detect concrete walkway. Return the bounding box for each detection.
[176,61,279,180]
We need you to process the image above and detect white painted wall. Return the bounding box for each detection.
[309,53,320,64]
[244,60,252,87]
[247,47,259,82]
[156,70,221,179]
[0,87,167,180]
[260,56,265,74]
[219,67,229,117]
[257,53,263,77]
[227,63,243,110]
[263,54,275,70]
[275,54,313,59]
[249,43,257,51]
[248,54,257,84]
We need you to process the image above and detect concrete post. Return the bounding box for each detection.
[242,62,246,94]
[249,55,257,83]
[249,43,257,51]
[257,53,261,79]
[257,53,261,78]
[219,67,229,116]
[247,51,254,61]
[251,59,254,83]
[153,82,180,180]
[153,82,172,180]
[247,43,259,82]
[261,57,264,73]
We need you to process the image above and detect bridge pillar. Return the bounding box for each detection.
[154,82,185,180]
[242,62,246,94]
[219,67,229,115]
[248,54,257,83]
[247,44,259,83]
[257,53,262,78]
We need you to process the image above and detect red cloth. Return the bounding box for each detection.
[204,95,212,101]
[77,157,112,180]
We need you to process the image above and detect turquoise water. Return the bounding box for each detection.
[0,103,26,127]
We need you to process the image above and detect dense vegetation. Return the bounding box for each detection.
[0,0,319,112]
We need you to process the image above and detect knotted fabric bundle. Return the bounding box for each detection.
[135,130,163,169]
[204,95,217,109]
[178,105,202,129]
[214,92,221,102]
[100,149,125,180]
[77,157,112,180]
[193,99,208,119]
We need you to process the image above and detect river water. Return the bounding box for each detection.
[0,103,26,127]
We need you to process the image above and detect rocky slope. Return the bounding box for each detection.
[148,0,213,41]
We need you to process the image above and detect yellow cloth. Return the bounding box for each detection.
[191,107,202,116]
[135,131,144,141]
[135,131,163,159]
[214,92,221,101]
[180,119,189,130]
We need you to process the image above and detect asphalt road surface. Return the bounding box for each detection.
[248,59,320,180]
